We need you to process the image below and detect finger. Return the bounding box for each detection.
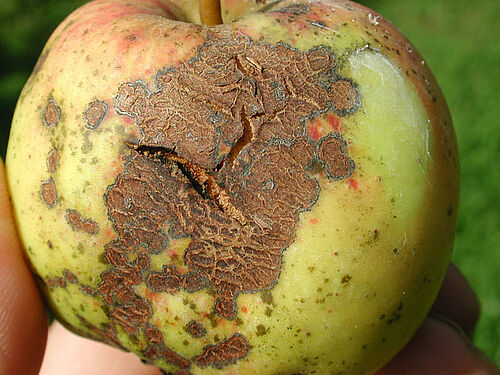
[431,263,480,337]
[378,317,500,375]
[39,322,161,375]
[0,160,48,375]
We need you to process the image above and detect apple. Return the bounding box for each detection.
[6,0,459,374]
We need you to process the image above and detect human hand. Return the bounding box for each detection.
[0,160,498,375]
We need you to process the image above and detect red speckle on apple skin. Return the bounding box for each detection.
[217,318,226,326]
[306,122,321,141]
[328,114,342,133]
[167,249,179,258]
[241,306,248,314]
[348,178,358,190]
[310,217,319,224]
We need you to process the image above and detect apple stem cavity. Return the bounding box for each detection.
[200,0,223,25]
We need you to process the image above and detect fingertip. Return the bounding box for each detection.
[431,263,481,337]
[0,160,48,375]
[40,322,161,375]
[378,317,500,375]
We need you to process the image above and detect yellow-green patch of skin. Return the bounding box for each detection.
[342,48,432,222]
[44,282,110,339]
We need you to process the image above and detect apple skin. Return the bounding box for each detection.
[6,0,459,374]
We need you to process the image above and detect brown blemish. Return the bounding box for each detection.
[316,135,353,179]
[144,325,164,344]
[47,149,59,173]
[95,33,360,369]
[112,34,358,322]
[85,100,108,130]
[256,324,269,336]
[341,274,352,285]
[186,320,207,338]
[146,265,182,294]
[182,272,207,292]
[194,333,249,369]
[80,285,96,295]
[276,3,310,15]
[43,99,61,127]
[63,269,78,283]
[144,345,191,369]
[65,209,99,235]
[41,178,58,207]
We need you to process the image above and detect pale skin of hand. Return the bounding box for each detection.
[0,160,498,375]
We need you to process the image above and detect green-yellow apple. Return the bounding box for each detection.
[6,0,459,374]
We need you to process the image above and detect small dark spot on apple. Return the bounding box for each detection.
[43,99,61,128]
[85,100,108,130]
[261,290,274,305]
[65,209,99,235]
[256,324,269,336]
[40,178,57,207]
[46,149,59,173]
[341,274,352,285]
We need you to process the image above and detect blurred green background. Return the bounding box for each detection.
[0,0,498,368]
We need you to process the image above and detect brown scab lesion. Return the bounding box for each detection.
[85,100,108,130]
[43,98,61,127]
[186,320,207,338]
[65,209,99,235]
[47,149,59,173]
[98,32,361,369]
[63,269,78,284]
[44,269,82,291]
[41,178,58,207]
[193,333,249,369]
[146,265,183,294]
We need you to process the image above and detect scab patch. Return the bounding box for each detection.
[146,265,182,294]
[41,178,58,207]
[99,33,361,371]
[47,149,59,173]
[186,320,206,338]
[194,334,249,369]
[63,269,78,283]
[43,99,61,127]
[65,209,99,235]
[85,100,108,130]
[317,135,353,179]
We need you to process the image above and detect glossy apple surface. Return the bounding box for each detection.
[6,0,459,374]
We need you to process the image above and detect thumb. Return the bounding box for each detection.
[378,316,500,375]
[0,159,48,375]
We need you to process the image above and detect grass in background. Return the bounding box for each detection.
[1,0,499,367]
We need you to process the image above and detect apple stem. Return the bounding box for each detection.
[200,0,223,25]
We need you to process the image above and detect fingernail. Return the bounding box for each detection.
[429,313,469,341]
